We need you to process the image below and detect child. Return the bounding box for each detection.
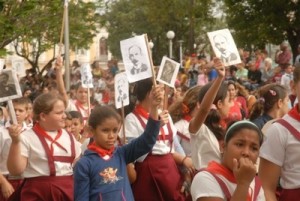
[68,110,85,143]
[191,120,265,200]
[0,97,31,201]
[259,66,300,201]
[280,63,293,95]
[169,85,202,156]
[189,58,230,169]
[7,93,82,201]
[249,83,289,129]
[73,85,163,201]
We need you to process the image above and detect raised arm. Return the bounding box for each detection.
[7,125,27,175]
[55,56,69,106]
[189,58,225,133]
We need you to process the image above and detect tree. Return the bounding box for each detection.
[224,0,300,60]
[0,0,102,72]
[102,0,215,65]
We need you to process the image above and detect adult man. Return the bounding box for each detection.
[213,34,238,64]
[128,45,148,75]
[0,72,17,98]
[275,41,292,70]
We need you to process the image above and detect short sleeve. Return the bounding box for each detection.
[191,171,224,201]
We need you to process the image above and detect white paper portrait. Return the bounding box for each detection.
[120,34,152,83]
[207,29,241,66]
[11,59,26,77]
[80,63,94,88]
[0,69,22,103]
[114,72,129,109]
[157,56,180,87]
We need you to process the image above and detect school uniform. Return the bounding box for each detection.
[125,106,185,201]
[191,161,265,201]
[260,107,300,201]
[74,117,160,201]
[174,118,191,156]
[190,124,221,170]
[65,99,91,124]
[17,124,81,201]
[0,123,30,201]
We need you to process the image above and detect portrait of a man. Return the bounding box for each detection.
[128,45,148,75]
[0,69,22,102]
[213,34,238,63]
[114,72,129,109]
[207,29,241,66]
[160,60,175,84]
[120,34,152,83]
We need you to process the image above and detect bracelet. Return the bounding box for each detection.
[181,156,188,166]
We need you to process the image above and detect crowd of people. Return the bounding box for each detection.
[0,41,299,201]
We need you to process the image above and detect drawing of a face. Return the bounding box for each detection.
[0,73,9,85]
[129,45,142,67]
[214,35,228,55]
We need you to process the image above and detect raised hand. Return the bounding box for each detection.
[213,57,225,78]
[159,110,169,127]
[8,124,23,143]
[55,55,63,70]
[233,157,257,186]
[150,84,164,108]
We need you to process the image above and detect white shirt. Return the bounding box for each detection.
[20,129,81,177]
[260,114,300,189]
[0,127,11,174]
[191,171,265,201]
[190,124,221,169]
[125,112,176,162]
[174,119,191,156]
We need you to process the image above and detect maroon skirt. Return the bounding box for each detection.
[279,188,300,201]
[0,179,23,201]
[20,176,73,201]
[132,153,185,201]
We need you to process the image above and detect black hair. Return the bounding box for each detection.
[134,78,153,102]
[225,120,263,146]
[198,81,228,141]
[68,110,84,123]
[88,105,121,129]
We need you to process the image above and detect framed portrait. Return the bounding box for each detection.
[207,28,241,67]
[80,63,94,88]
[120,34,152,83]
[156,56,180,87]
[114,72,129,109]
[11,58,26,78]
[0,69,22,103]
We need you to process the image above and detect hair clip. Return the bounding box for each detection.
[269,89,276,96]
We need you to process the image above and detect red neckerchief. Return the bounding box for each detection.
[206,161,252,201]
[88,141,115,158]
[288,105,300,121]
[75,100,89,116]
[134,104,166,141]
[183,115,192,122]
[33,123,66,156]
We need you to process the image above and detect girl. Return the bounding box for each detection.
[169,85,202,156]
[189,58,231,169]
[249,83,289,130]
[125,78,192,201]
[191,120,265,201]
[55,56,91,124]
[259,66,300,201]
[74,85,163,201]
[224,81,243,124]
[7,93,82,201]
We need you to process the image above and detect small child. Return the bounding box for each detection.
[74,85,163,201]
[0,97,31,200]
[68,110,85,143]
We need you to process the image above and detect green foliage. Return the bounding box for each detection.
[102,0,215,65]
[224,0,300,57]
[0,0,102,71]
